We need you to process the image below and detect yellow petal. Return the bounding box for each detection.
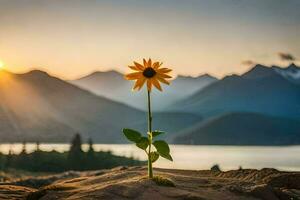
[152,78,162,91]
[147,79,152,92]
[147,58,152,68]
[157,68,172,73]
[156,75,170,85]
[134,62,145,70]
[153,62,160,69]
[125,72,142,80]
[157,62,163,69]
[133,77,146,91]
[143,59,147,67]
[157,72,172,79]
[132,80,140,90]
[138,77,147,90]
[128,65,141,71]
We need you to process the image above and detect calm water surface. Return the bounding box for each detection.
[1,144,299,171]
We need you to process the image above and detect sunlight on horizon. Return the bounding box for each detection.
[0,60,4,69]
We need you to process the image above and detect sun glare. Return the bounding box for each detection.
[0,61,4,69]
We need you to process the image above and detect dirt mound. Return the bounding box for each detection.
[216,168,300,189]
[1,167,300,200]
[27,167,256,200]
[215,168,281,183]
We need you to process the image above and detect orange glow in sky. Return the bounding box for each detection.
[0,0,299,79]
[0,61,4,69]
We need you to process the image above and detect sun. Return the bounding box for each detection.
[0,61,4,69]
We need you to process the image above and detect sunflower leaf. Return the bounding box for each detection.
[150,151,160,163]
[123,128,142,143]
[153,140,173,161]
[136,137,149,150]
[152,130,165,138]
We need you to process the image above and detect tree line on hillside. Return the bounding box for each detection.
[0,134,142,172]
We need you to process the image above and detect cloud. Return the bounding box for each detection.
[241,60,255,66]
[278,52,296,61]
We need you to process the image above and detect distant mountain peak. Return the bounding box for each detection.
[26,69,50,77]
[242,64,275,79]
[77,70,123,81]
[287,63,299,72]
[92,70,122,75]
[197,73,217,79]
[176,73,217,81]
[250,64,269,71]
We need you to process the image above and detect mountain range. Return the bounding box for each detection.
[169,63,300,145]
[173,112,300,145]
[0,70,200,143]
[168,63,300,119]
[71,71,217,111]
[0,63,299,145]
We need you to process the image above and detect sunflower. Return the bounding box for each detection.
[125,58,172,92]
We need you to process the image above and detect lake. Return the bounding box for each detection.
[0,144,299,171]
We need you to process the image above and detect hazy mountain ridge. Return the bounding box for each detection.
[0,70,201,143]
[0,70,77,142]
[169,63,300,145]
[168,63,300,119]
[0,63,299,144]
[174,112,300,145]
[71,70,217,111]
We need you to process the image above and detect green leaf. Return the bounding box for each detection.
[123,128,142,143]
[153,140,170,153]
[152,130,165,138]
[153,140,173,161]
[150,151,159,163]
[136,137,149,150]
[162,154,173,161]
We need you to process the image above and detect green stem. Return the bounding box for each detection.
[147,90,153,178]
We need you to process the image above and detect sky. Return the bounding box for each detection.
[0,0,299,79]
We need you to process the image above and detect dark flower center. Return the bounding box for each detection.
[143,67,156,78]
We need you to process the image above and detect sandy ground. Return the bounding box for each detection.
[0,166,300,200]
